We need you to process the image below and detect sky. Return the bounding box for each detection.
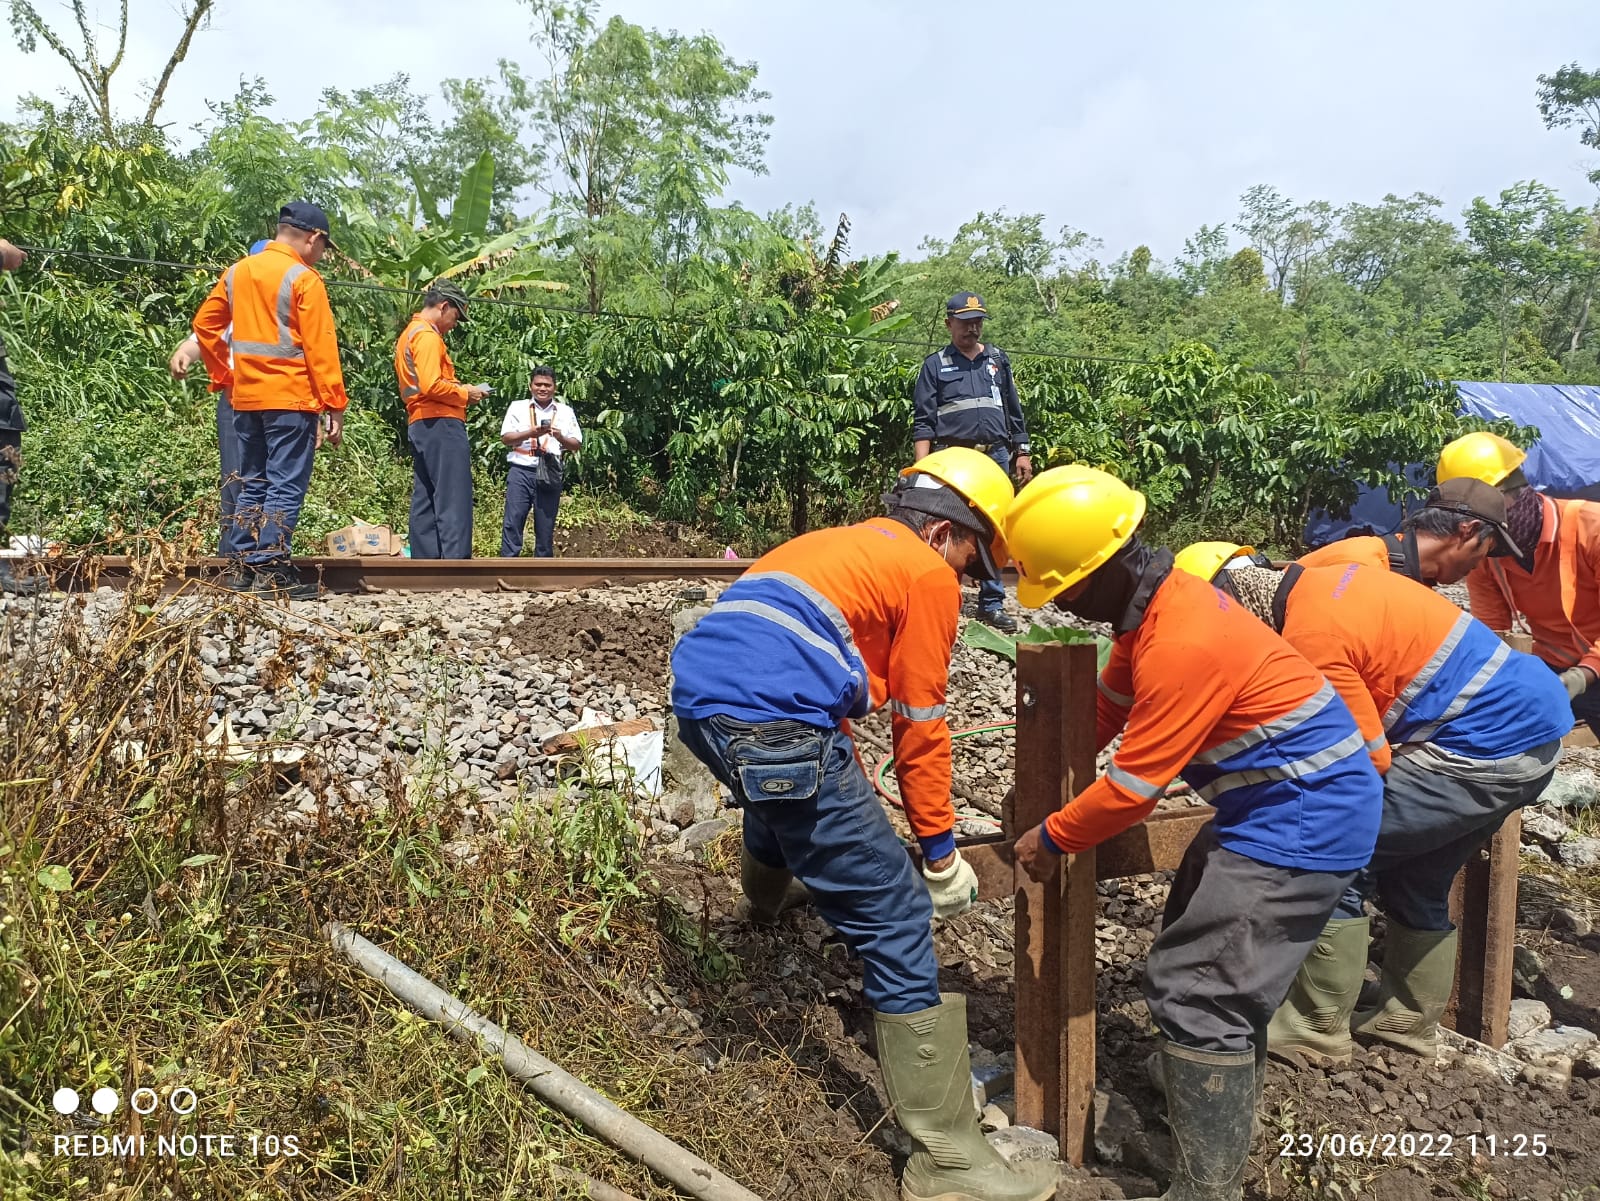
[3,0,1597,263]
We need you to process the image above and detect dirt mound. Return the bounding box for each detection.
[497,598,675,697]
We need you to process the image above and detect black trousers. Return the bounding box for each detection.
[501,461,562,557]
[0,428,20,534]
[408,417,474,559]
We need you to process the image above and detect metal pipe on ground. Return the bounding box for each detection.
[324,922,765,1201]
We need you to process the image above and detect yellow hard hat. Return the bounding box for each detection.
[1174,541,1258,584]
[901,447,1015,569]
[1004,465,1147,608]
[1437,432,1526,488]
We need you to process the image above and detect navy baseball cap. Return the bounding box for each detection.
[946,292,987,320]
[278,201,335,248]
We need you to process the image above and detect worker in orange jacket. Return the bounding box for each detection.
[1181,553,1568,1066]
[1298,476,1521,585]
[671,449,1055,1201]
[395,281,489,559]
[193,202,348,600]
[1440,431,1600,738]
[1006,467,1383,1201]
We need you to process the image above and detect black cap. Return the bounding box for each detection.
[278,201,335,248]
[1427,477,1522,558]
[885,475,1001,582]
[427,280,470,321]
[945,292,987,320]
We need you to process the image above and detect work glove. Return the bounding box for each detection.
[1559,667,1592,700]
[922,851,979,919]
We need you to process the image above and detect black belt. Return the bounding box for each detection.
[933,439,1002,453]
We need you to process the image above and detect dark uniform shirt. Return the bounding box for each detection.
[0,330,22,432]
[912,342,1028,453]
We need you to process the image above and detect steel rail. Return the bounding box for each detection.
[40,556,1026,594]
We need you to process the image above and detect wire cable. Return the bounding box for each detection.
[10,242,1339,378]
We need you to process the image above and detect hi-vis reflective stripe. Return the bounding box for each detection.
[938,396,1003,414]
[400,324,427,400]
[1098,676,1134,708]
[1107,762,1163,800]
[232,263,308,360]
[741,571,864,665]
[1195,728,1367,803]
[889,699,947,722]
[1383,611,1471,731]
[1365,733,1387,753]
[714,599,862,682]
[1403,641,1511,743]
[1191,682,1336,766]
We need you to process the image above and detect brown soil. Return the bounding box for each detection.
[494,598,675,698]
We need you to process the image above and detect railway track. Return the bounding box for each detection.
[41,555,753,593]
[39,555,1028,594]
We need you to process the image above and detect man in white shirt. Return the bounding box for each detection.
[499,365,582,557]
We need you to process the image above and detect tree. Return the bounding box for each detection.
[1234,185,1333,300]
[1537,62,1600,185]
[1464,181,1593,376]
[520,0,771,312]
[6,1,215,142]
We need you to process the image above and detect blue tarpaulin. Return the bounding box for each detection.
[1301,381,1600,549]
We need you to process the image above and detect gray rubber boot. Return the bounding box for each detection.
[1265,917,1370,1065]
[1132,1043,1256,1201]
[1351,923,1458,1058]
[738,847,809,923]
[876,994,1057,1201]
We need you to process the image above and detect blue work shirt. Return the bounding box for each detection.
[912,342,1029,451]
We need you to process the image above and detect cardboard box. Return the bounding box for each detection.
[326,522,400,557]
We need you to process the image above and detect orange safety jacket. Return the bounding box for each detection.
[1298,532,1425,581]
[395,315,470,422]
[1046,569,1381,872]
[1465,493,1600,676]
[192,241,348,412]
[669,518,962,852]
[1274,563,1568,775]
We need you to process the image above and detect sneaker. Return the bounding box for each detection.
[250,565,319,602]
[974,607,1017,634]
[217,562,255,592]
[0,560,46,596]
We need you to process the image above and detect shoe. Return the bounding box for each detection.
[1131,1042,1255,1201]
[250,564,319,602]
[1266,917,1370,1065]
[973,607,1017,635]
[738,847,810,923]
[876,994,1056,1201]
[1351,923,1457,1058]
[217,561,255,592]
[0,560,46,596]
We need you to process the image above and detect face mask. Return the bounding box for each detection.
[1057,538,1173,632]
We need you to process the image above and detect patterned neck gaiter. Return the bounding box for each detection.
[1504,487,1543,574]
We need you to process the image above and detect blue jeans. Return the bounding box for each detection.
[500,461,562,557]
[1332,746,1558,930]
[675,713,939,1013]
[408,417,474,559]
[231,408,318,567]
[216,392,246,557]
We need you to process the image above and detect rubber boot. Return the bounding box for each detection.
[876,994,1056,1201]
[1351,923,1458,1058]
[1265,916,1370,1065]
[1132,1044,1256,1201]
[738,847,809,923]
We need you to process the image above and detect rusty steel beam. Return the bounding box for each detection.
[1011,642,1099,1166]
[1444,813,1521,1048]
[1094,807,1214,878]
